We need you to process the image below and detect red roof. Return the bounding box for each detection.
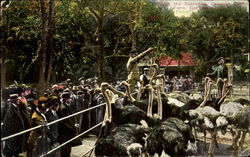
[159,52,196,67]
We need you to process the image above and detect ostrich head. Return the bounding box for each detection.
[119,81,136,102]
[155,74,166,93]
[149,63,159,84]
[127,143,143,157]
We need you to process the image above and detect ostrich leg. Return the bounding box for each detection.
[204,129,207,150]
[238,131,246,153]
[216,78,224,99]
[228,128,235,150]
[208,130,217,157]
[233,130,241,157]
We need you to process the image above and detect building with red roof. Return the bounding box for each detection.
[159,52,196,78]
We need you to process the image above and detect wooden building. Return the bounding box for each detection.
[159,52,196,79]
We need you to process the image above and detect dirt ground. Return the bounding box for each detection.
[71,132,250,157]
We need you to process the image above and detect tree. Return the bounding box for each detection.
[188,5,248,80]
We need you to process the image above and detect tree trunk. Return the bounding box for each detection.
[1,53,7,89]
[37,0,47,97]
[97,0,105,83]
[46,0,55,84]
[1,8,11,88]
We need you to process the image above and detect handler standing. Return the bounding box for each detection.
[126,47,154,93]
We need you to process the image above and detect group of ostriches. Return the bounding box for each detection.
[94,64,250,157]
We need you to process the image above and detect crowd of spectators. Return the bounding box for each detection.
[165,75,194,93]
[1,78,103,157]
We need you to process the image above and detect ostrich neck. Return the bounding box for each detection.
[156,84,162,119]
[101,86,110,125]
[149,68,157,84]
[107,85,126,97]
[101,87,110,105]
[124,83,136,102]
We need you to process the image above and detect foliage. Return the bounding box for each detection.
[188,5,248,81]
[1,0,248,86]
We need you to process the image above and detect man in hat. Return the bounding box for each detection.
[57,92,81,157]
[138,67,150,99]
[207,57,228,79]
[71,86,79,113]
[2,94,28,157]
[139,67,150,87]
[207,57,229,98]
[45,96,61,157]
[65,79,72,89]
[126,47,154,93]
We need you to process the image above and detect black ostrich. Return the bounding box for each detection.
[119,79,200,121]
[95,123,152,157]
[144,117,197,157]
[99,82,159,137]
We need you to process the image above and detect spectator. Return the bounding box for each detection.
[45,96,61,157]
[2,94,29,157]
[57,92,81,157]
[26,97,51,157]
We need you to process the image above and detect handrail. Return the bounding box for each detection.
[1,103,105,142]
[46,103,105,127]
[1,125,42,141]
[41,122,103,157]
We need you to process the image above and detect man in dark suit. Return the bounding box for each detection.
[45,96,60,157]
[57,92,81,157]
[2,94,27,157]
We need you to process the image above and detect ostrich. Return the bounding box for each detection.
[144,117,197,157]
[95,123,152,157]
[218,102,250,156]
[200,76,230,108]
[226,105,250,156]
[189,106,224,157]
[119,80,161,118]
[99,82,159,137]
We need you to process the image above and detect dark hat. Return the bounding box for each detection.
[9,94,18,100]
[225,57,231,63]
[62,92,70,99]
[77,91,83,95]
[143,67,150,71]
[46,96,59,107]
[63,88,70,93]
[15,86,23,94]
[52,84,58,90]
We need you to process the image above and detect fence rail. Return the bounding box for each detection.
[1,103,106,157]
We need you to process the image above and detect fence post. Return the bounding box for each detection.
[41,121,48,157]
